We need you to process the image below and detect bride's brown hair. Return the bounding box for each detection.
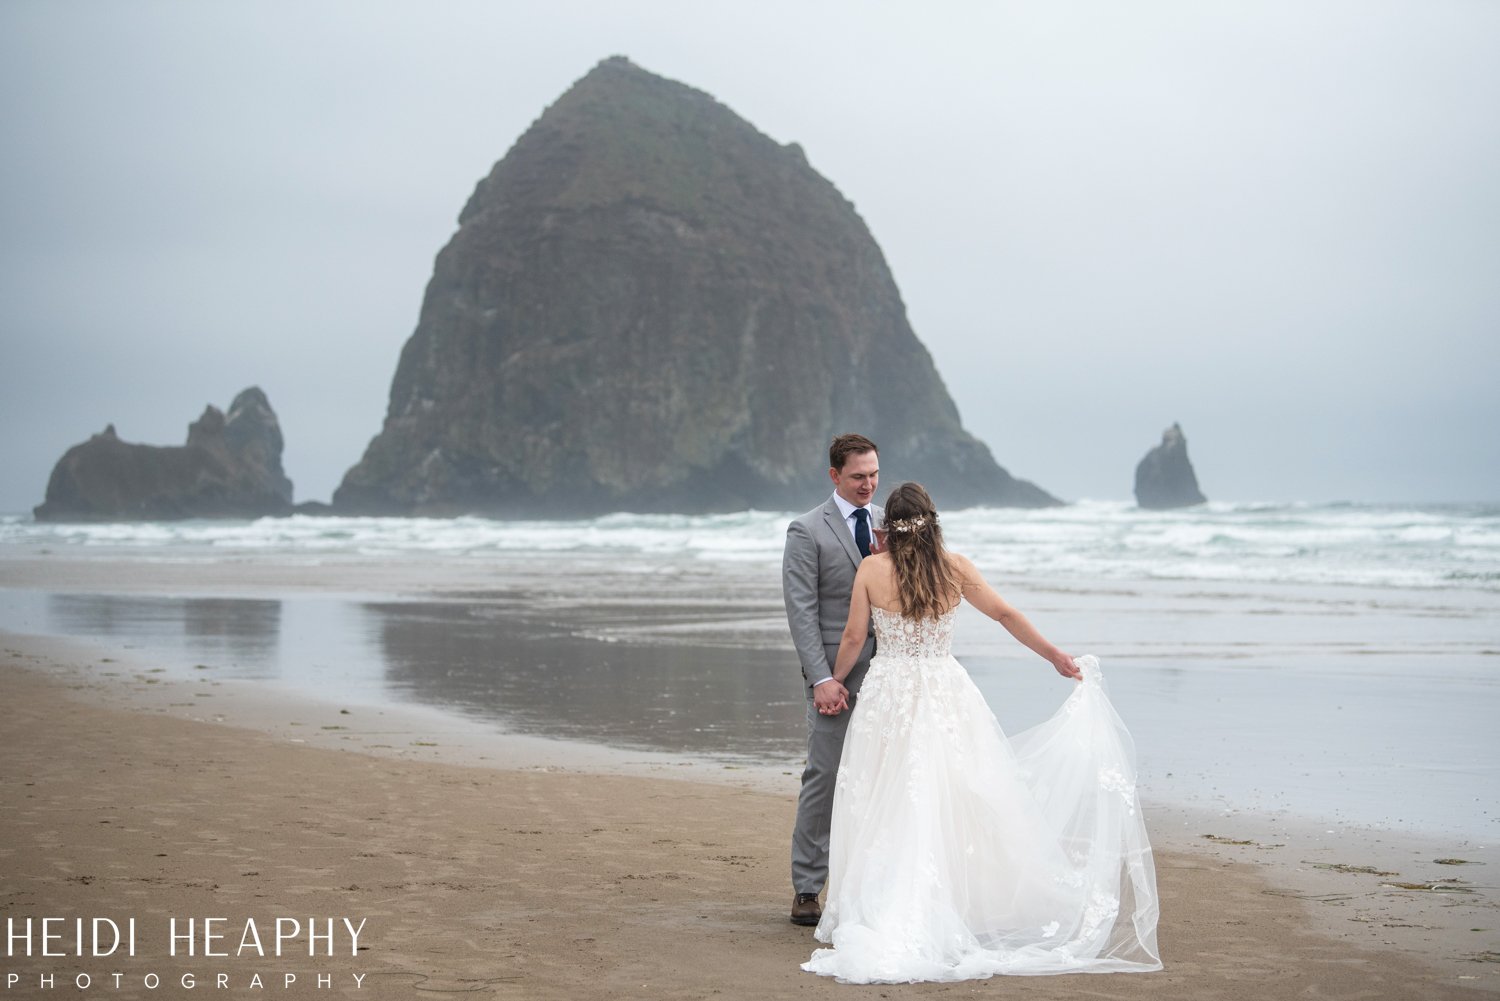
[881,482,963,621]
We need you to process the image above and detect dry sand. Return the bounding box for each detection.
[3,633,1497,1000]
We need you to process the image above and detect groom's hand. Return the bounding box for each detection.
[814,680,849,715]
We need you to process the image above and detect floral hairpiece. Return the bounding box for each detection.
[887,516,928,533]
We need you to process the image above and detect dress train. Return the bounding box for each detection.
[802,608,1160,983]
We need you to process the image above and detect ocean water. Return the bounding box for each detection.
[5,499,1499,592]
[1,500,1497,839]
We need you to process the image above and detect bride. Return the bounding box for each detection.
[802,482,1161,983]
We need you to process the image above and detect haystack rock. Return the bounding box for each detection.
[34,387,293,521]
[1134,423,1207,510]
[334,56,1058,516]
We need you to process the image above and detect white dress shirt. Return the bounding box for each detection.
[831,491,874,545]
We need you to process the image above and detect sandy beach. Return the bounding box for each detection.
[3,530,1498,998]
[3,625,1496,1000]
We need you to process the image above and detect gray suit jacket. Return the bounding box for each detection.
[782,494,884,691]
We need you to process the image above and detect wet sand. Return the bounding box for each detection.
[2,547,1498,997]
[2,633,1497,999]
[3,547,1497,841]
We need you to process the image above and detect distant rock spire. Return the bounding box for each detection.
[1134,423,1207,510]
[334,57,1057,516]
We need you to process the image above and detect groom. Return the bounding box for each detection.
[782,433,883,926]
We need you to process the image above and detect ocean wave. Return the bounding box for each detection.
[3,500,1497,592]
[917,500,1500,592]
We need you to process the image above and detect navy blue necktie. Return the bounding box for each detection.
[853,507,871,558]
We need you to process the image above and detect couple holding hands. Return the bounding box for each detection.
[782,434,1160,983]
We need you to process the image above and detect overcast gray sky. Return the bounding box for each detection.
[2,0,1496,514]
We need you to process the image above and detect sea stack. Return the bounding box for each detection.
[34,387,294,521]
[334,56,1058,516]
[1134,423,1207,510]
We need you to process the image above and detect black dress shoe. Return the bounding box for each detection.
[790,892,822,926]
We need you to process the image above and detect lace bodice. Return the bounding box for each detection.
[870,606,955,661]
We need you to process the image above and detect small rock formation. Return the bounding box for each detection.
[34,387,294,521]
[334,56,1058,516]
[1134,423,1207,510]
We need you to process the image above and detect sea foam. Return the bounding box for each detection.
[3,501,1496,592]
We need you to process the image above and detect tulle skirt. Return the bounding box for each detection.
[802,654,1160,983]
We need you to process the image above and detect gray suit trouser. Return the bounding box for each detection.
[791,639,872,895]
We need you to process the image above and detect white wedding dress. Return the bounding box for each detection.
[802,607,1161,983]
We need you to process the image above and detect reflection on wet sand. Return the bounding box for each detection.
[1,590,811,763]
[368,601,805,763]
[46,594,283,679]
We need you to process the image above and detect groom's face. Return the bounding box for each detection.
[830,450,879,508]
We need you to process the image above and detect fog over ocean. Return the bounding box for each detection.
[4,4,1498,513]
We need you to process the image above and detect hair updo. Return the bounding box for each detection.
[880,482,962,620]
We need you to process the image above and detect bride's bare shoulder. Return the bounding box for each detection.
[949,552,995,594]
[945,551,979,577]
